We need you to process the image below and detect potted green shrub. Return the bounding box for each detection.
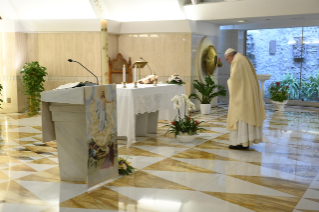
[189,76,226,115]
[20,61,48,116]
[280,72,300,100]
[301,71,319,101]
[268,82,289,111]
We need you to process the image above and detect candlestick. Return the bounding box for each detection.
[122,82,127,88]
[123,64,126,82]
[134,65,137,82]
[133,81,138,88]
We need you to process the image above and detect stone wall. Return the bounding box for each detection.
[246,27,319,99]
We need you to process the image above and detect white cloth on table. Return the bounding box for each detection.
[229,120,263,147]
[116,84,186,146]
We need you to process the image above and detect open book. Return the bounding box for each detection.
[54,81,96,90]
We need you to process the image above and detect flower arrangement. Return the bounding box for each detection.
[165,94,205,137]
[138,74,158,84]
[118,157,135,175]
[268,81,290,102]
[166,73,185,86]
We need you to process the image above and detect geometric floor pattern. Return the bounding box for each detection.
[0,105,319,211]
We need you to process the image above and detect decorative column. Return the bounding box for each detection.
[101,19,109,84]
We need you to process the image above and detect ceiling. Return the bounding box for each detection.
[0,0,318,28]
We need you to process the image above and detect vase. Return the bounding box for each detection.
[271,100,288,111]
[176,133,196,143]
[200,104,211,115]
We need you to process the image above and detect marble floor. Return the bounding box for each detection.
[0,105,319,212]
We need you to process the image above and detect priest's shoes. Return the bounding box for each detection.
[228,145,249,150]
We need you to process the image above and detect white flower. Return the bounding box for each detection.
[171,95,181,109]
[186,99,196,111]
[181,94,188,102]
[123,163,127,170]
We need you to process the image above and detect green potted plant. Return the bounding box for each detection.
[20,61,48,116]
[165,94,205,142]
[280,72,300,100]
[189,76,226,115]
[268,82,289,111]
[301,71,319,101]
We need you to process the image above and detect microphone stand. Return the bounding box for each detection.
[140,57,153,75]
[69,60,99,85]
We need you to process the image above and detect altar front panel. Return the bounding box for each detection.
[84,85,118,187]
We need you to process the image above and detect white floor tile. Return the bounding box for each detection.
[295,198,319,210]
[15,180,88,206]
[118,155,164,170]
[134,146,188,157]
[0,203,50,212]
[107,186,254,212]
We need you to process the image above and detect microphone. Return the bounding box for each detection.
[68,59,99,85]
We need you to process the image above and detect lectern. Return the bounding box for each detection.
[41,85,118,187]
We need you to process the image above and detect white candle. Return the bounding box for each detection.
[123,64,126,82]
[134,65,137,82]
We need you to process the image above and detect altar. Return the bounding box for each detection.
[116,84,186,146]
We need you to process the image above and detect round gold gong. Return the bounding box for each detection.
[201,45,218,76]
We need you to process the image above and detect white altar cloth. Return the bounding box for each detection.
[116,84,186,146]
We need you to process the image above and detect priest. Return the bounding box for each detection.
[224,48,266,149]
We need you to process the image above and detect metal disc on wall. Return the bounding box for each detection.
[201,45,218,76]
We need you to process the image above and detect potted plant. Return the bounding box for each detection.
[280,72,300,100]
[165,94,205,143]
[301,71,319,101]
[20,61,48,116]
[189,76,226,115]
[268,82,289,111]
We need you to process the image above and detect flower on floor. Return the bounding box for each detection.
[118,157,135,175]
[165,95,205,137]
[166,73,186,86]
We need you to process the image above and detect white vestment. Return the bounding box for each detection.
[227,53,266,146]
[229,120,263,147]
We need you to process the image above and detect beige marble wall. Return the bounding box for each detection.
[0,32,121,113]
[0,32,27,113]
[118,34,192,94]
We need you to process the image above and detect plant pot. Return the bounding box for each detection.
[176,133,196,143]
[271,100,288,111]
[200,104,211,115]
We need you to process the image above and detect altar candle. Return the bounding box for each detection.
[134,65,137,82]
[123,65,126,82]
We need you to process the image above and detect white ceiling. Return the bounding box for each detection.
[0,0,318,28]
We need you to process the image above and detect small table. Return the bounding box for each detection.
[116,84,186,147]
[257,74,272,100]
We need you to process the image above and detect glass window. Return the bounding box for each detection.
[246,26,319,102]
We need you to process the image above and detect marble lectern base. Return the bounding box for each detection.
[50,103,88,182]
[135,111,159,136]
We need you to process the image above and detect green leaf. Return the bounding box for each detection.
[20,61,48,116]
